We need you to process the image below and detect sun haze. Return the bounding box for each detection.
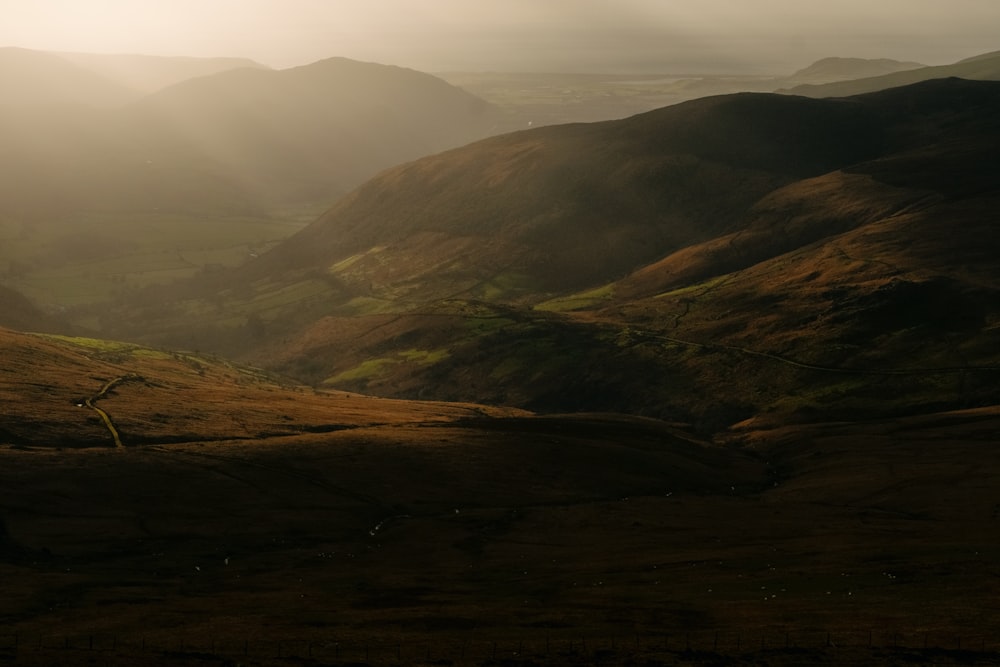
[2,0,999,72]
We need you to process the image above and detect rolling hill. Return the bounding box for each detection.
[0,55,501,220]
[0,326,522,448]
[99,77,1000,430]
[0,47,137,109]
[58,50,269,94]
[780,50,1000,97]
[3,323,1000,665]
[123,56,501,210]
[777,56,924,87]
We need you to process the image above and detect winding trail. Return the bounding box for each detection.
[84,375,139,449]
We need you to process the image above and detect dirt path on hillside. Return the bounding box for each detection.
[84,375,140,448]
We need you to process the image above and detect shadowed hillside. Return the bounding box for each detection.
[99,78,1000,429]
[2,324,1000,665]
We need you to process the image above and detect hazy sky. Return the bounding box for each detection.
[2,0,999,73]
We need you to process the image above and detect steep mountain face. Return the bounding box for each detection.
[104,78,1000,429]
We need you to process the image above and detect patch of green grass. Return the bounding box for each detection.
[536,283,615,312]
[339,296,405,316]
[38,334,135,352]
[654,274,732,299]
[232,280,336,319]
[328,246,388,275]
[324,348,450,385]
[131,348,175,361]
[472,272,538,301]
[324,358,395,384]
[398,348,450,364]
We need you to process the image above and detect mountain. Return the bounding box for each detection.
[125,56,501,209]
[780,50,1000,97]
[0,47,137,108]
[59,51,269,94]
[779,56,924,87]
[0,55,501,220]
[101,78,1000,429]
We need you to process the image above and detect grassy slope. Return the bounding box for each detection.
[102,79,1000,430]
[0,327,521,448]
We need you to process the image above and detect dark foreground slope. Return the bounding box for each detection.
[101,78,1000,428]
[2,326,1000,666]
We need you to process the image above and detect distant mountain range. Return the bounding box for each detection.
[780,50,1000,97]
[0,47,138,108]
[100,77,1000,430]
[0,49,501,218]
[0,47,268,108]
[58,50,269,95]
[440,51,1000,128]
[779,56,924,87]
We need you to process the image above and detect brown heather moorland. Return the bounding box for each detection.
[2,328,1000,665]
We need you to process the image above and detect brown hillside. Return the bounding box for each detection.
[0,327,523,448]
[102,79,1000,428]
